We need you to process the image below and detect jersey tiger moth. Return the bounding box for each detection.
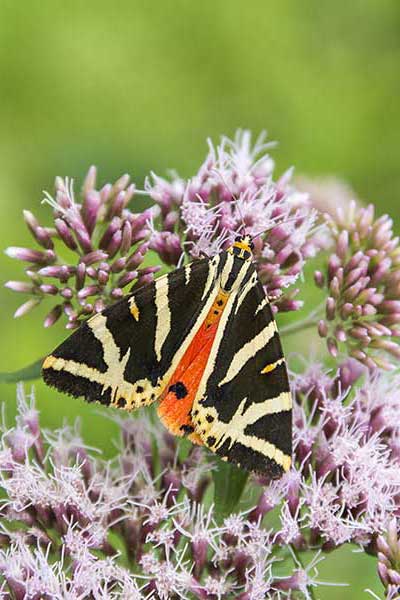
[42,235,292,478]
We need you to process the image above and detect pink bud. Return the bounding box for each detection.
[82,165,97,194]
[74,225,93,254]
[54,218,78,250]
[111,173,130,195]
[387,568,400,585]
[313,270,325,288]
[111,287,124,299]
[94,299,105,313]
[380,300,400,314]
[110,256,127,273]
[120,220,132,255]
[5,246,50,264]
[75,262,86,290]
[336,230,349,259]
[98,269,109,285]
[108,190,128,219]
[318,320,328,337]
[340,302,354,319]
[44,304,62,327]
[107,229,123,258]
[334,326,347,342]
[38,265,72,281]
[118,271,138,288]
[99,217,121,250]
[326,297,336,321]
[327,337,338,357]
[60,287,73,299]
[14,298,41,318]
[39,284,58,295]
[4,281,35,293]
[77,285,100,299]
[82,250,109,265]
[100,182,112,203]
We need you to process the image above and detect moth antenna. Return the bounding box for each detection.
[210,168,247,235]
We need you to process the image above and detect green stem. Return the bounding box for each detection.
[279,302,325,337]
[212,458,249,522]
[0,357,44,383]
[279,317,319,337]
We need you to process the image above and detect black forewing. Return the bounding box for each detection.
[193,274,292,478]
[42,257,217,407]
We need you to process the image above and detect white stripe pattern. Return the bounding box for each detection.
[196,392,292,471]
[255,297,269,315]
[184,264,191,285]
[154,276,171,361]
[234,271,258,315]
[201,256,220,301]
[218,319,277,387]
[193,263,250,407]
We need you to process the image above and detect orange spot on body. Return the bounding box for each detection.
[157,290,229,442]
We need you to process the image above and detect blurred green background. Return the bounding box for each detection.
[1,1,399,597]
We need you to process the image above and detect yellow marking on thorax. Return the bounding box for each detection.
[260,357,285,374]
[233,241,251,252]
[129,297,140,321]
[204,289,229,329]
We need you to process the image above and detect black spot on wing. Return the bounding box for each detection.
[169,381,188,399]
[180,424,194,434]
[244,410,292,457]
[42,368,112,406]
[51,321,108,373]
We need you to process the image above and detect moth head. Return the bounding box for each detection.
[229,235,254,261]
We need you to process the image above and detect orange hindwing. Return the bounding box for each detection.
[157,290,229,443]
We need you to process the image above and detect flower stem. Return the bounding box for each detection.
[279,318,319,337]
[279,302,324,337]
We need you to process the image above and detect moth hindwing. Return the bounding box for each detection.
[43,236,292,477]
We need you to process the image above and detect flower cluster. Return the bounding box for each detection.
[2,366,400,598]
[5,132,319,323]
[5,170,156,329]
[4,130,400,598]
[315,201,400,370]
[146,131,318,311]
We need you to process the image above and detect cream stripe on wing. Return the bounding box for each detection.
[185,264,191,285]
[234,271,258,315]
[193,263,250,408]
[154,276,171,362]
[198,392,292,470]
[255,297,269,315]
[88,314,129,374]
[42,354,156,408]
[218,320,277,387]
[201,256,220,301]
[219,251,235,290]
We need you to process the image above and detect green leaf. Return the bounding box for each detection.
[0,358,43,383]
[212,457,249,521]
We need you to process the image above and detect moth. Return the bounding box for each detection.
[42,235,292,478]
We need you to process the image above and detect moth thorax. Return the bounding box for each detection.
[228,234,254,261]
